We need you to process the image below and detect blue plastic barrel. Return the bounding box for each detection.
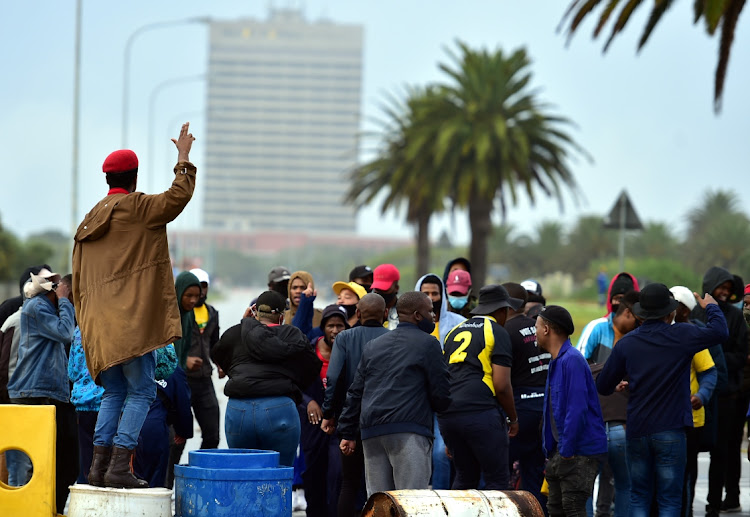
[174,449,294,516]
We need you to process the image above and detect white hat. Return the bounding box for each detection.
[669,286,696,311]
[189,268,210,285]
[24,268,61,298]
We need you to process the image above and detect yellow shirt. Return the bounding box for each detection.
[690,349,715,427]
[431,321,440,342]
[194,305,209,334]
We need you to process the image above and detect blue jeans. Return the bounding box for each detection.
[627,429,686,517]
[225,396,300,467]
[432,414,451,489]
[94,352,157,450]
[606,424,630,517]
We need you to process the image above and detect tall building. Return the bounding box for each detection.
[203,9,363,234]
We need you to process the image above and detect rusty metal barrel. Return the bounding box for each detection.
[363,489,544,517]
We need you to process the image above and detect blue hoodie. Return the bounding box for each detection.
[414,274,466,348]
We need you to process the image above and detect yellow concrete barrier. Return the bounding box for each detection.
[0,404,58,517]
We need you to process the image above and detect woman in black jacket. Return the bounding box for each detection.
[211,291,321,466]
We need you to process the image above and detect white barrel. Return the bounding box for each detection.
[363,489,544,517]
[67,484,172,517]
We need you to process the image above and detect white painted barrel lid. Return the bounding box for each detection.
[67,485,172,517]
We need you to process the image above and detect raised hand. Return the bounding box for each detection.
[693,292,718,309]
[171,122,195,163]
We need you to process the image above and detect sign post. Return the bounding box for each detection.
[603,190,643,272]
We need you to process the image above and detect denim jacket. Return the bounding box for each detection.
[8,295,75,402]
[543,340,607,458]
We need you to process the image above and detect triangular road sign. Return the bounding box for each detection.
[603,190,643,230]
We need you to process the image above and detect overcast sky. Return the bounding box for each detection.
[2,1,748,245]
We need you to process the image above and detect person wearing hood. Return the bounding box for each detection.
[166,271,201,486]
[415,274,466,490]
[185,268,221,451]
[443,257,477,316]
[211,290,322,467]
[73,124,196,490]
[289,270,324,333]
[576,272,640,362]
[299,304,348,517]
[437,285,520,490]
[692,267,749,515]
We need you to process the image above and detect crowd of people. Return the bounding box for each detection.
[1,127,749,517]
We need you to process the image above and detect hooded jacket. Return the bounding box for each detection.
[285,270,322,330]
[605,272,640,315]
[210,318,322,404]
[174,271,200,369]
[691,266,748,395]
[73,162,195,381]
[414,274,466,347]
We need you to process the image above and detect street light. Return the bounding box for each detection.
[70,0,82,272]
[122,16,210,147]
[147,74,205,192]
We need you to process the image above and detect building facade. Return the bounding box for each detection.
[204,9,363,234]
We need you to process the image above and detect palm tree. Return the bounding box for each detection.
[560,0,745,111]
[346,87,449,277]
[414,42,585,286]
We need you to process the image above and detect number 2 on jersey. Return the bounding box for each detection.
[448,331,472,364]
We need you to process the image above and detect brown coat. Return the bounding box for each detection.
[72,162,196,381]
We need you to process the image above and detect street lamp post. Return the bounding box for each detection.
[147,75,205,192]
[122,16,210,148]
[70,0,82,272]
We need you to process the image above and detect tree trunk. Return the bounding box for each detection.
[468,193,494,287]
[415,210,431,278]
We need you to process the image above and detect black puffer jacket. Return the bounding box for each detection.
[691,266,748,395]
[211,318,322,404]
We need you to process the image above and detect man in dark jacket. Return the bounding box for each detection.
[185,268,220,450]
[598,284,728,516]
[692,267,749,515]
[337,292,450,496]
[320,293,388,516]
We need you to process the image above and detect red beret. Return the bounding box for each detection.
[102,149,138,174]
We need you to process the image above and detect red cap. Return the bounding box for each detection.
[745,283,750,296]
[371,264,400,291]
[446,270,472,296]
[103,149,138,174]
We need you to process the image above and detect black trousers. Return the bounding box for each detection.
[75,410,98,484]
[707,394,749,507]
[337,436,366,517]
[299,414,342,517]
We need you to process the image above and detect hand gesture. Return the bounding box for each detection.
[303,285,316,299]
[694,292,718,309]
[171,122,195,163]
[307,400,322,425]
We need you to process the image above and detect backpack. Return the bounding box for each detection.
[0,326,15,403]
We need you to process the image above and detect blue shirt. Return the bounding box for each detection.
[543,340,607,458]
[597,304,728,439]
[68,327,104,411]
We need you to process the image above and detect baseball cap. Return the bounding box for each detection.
[320,304,350,330]
[446,270,472,296]
[332,281,367,300]
[268,266,291,284]
[349,265,373,282]
[256,290,287,314]
[371,264,400,291]
[189,268,210,285]
[521,279,543,297]
[669,286,696,311]
[539,305,575,336]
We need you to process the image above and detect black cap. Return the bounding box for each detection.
[268,266,291,284]
[349,265,373,282]
[632,283,679,320]
[256,290,286,314]
[539,305,575,336]
[320,304,350,330]
[470,284,524,315]
[610,273,635,299]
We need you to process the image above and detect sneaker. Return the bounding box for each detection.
[706,504,720,517]
[720,500,741,513]
[292,488,307,511]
